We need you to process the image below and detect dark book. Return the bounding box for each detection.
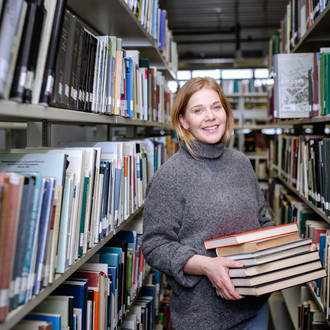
[77,28,90,111]
[49,8,69,108]
[10,0,45,102]
[60,10,77,109]
[85,33,97,112]
[69,18,84,110]
[38,0,66,106]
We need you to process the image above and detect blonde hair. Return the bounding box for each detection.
[171,77,234,157]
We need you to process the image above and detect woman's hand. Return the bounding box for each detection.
[183,255,245,300]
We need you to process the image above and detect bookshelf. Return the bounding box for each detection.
[0,0,177,328]
[267,2,330,329]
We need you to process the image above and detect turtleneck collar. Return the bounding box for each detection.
[181,140,224,159]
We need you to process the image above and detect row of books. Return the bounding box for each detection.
[268,0,329,59]
[272,50,330,119]
[11,221,164,330]
[0,0,176,122]
[221,79,269,95]
[204,223,326,297]
[269,134,330,217]
[267,180,330,310]
[124,0,178,72]
[0,136,177,323]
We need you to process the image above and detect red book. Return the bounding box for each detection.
[0,173,24,322]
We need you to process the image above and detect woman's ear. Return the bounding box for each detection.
[179,114,188,130]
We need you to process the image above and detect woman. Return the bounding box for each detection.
[142,77,274,329]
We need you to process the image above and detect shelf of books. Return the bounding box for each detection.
[0,0,178,329]
[267,2,330,328]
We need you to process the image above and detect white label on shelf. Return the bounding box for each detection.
[65,84,69,98]
[21,277,27,293]
[18,70,27,88]
[0,289,9,308]
[46,76,54,94]
[14,277,21,295]
[9,280,15,297]
[25,71,34,89]
[325,202,329,210]
[80,233,84,247]
[283,104,296,112]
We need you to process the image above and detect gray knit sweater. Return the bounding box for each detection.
[142,141,274,330]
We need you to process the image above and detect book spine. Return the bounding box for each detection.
[38,0,66,106]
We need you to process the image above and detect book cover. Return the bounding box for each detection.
[231,260,323,287]
[18,173,42,305]
[204,222,299,250]
[235,268,326,296]
[33,177,55,295]
[47,5,69,107]
[273,53,314,118]
[227,241,312,266]
[219,237,312,259]
[61,11,77,109]
[216,232,300,256]
[229,250,320,277]
[9,0,45,102]
[38,0,66,106]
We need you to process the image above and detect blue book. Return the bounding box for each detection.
[159,9,166,51]
[52,279,88,330]
[19,173,43,305]
[108,266,118,329]
[98,250,122,321]
[24,312,61,330]
[125,57,133,118]
[33,177,56,295]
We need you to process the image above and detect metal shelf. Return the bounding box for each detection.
[0,100,172,129]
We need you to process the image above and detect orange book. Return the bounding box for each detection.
[204,223,299,250]
[216,232,301,256]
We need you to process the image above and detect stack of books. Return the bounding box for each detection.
[204,223,326,296]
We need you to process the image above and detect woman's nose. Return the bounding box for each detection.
[205,108,215,120]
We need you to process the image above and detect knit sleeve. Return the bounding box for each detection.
[253,170,275,229]
[142,170,202,288]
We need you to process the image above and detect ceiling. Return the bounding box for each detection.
[159,0,289,69]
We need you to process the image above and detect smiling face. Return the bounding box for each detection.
[179,87,227,145]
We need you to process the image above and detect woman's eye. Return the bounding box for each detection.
[194,108,202,113]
